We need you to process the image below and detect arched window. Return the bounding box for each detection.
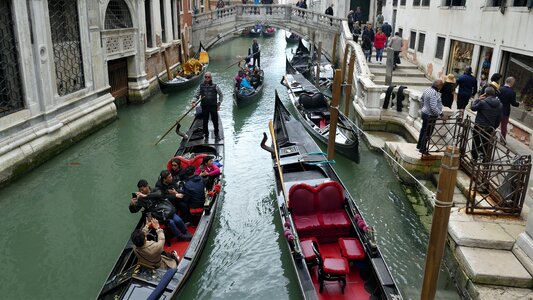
[105,0,133,29]
[0,0,24,117]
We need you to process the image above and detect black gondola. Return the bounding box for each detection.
[97,112,224,300]
[266,91,402,299]
[249,23,262,37]
[262,24,276,37]
[157,43,209,94]
[283,72,359,162]
[233,69,265,108]
[287,39,311,78]
[285,32,301,44]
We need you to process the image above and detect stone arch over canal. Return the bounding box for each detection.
[190,4,344,59]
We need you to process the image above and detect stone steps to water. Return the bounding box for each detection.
[370,68,426,77]
[372,75,432,87]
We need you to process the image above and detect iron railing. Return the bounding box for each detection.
[425,116,531,216]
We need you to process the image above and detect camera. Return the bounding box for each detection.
[132,192,137,198]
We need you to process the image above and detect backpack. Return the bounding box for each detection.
[149,199,176,222]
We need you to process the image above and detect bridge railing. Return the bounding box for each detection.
[193,4,343,31]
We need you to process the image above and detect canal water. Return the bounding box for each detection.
[0,32,459,299]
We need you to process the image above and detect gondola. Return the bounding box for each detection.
[283,72,360,162]
[157,43,209,94]
[233,69,265,108]
[285,32,300,44]
[97,112,224,300]
[265,91,402,299]
[308,57,334,92]
[286,39,311,78]
[249,23,262,37]
[262,24,276,37]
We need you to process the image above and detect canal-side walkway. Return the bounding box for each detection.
[362,54,533,298]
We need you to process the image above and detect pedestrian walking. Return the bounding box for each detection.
[499,77,519,142]
[456,66,478,117]
[471,87,502,162]
[441,74,456,109]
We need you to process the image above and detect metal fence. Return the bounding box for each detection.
[425,116,531,216]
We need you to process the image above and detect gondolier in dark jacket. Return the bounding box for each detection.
[194,72,223,140]
[471,87,502,162]
[251,39,260,68]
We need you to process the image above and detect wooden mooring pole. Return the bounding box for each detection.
[420,146,460,300]
[344,52,355,116]
[315,42,322,89]
[327,69,342,161]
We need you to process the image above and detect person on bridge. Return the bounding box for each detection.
[325,4,333,26]
[416,79,445,155]
[251,39,261,69]
[216,0,225,18]
[373,27,387,64]
[498,77,519,142]
[456,66,478,118]
[194,72,223,140]
[347,10,354,32]
[362,23,375,63]
[381,21,392,41]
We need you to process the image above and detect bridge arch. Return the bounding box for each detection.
[191,4,344,59]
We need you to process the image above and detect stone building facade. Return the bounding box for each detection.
[0,0,188,185]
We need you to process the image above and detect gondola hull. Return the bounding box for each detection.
[158,66,207,94]
[269,91,402,299]
[285,33,300,44]
[233,70,265,108]
[262,26,276,37]
[287,39,311,78]
[283,73,359,163]
[97,112,224,300]
[158,43,209,94]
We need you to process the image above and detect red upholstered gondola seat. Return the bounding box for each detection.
[166,154,208,170]
[322,257,350,275]
[190,208,204,215]
[338,238,366,261]
[300,237,320,266]
[289,181,352,242]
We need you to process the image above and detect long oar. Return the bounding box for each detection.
[223,51,260,71]
[268,120,302,255]
[155,98,201,145]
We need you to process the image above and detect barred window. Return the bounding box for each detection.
[435,36,445,59]
[513,0,527,6]
[413,0,421,5]
[105,0,133,29]
[401,0,406,5]
[444,0,466,6]
[409,31,416,49]
[422,0,431,5]
[48,0,85,96]
[417,33,425,53]
[393,0,398,5]
[0,0,24,117]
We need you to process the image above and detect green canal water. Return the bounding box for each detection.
[0,32,460,299]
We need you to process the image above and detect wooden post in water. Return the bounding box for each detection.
[421,146,460,300]
[327,69,342,161]
[344,52,356,116]
[341,44,349,82]
[332,33,338,66]
[315,42,322,88]
[162,50,172,80]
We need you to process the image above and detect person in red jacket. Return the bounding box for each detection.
[373,27,387,64]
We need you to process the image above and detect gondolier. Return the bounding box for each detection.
[251,39,260,68]
[194,72,223,140]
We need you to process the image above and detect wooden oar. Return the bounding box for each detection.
[155,98,201,145]
[268,120,302,255]
[223,51,260,71]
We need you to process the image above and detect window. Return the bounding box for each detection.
[400,0,406,5]
[160,0,166,42]
[398,27,403,37]
[48,0,85,96]
[444,0,466,5]
[105,0,133,29]
[0,0,24,116]
[417,33,425,53]
[393,0,398,5]
[513,0,528,6]
[409,31,416,49]
[145,0,153,47]
[435,37,445,59]
[422,0,430,5]
[488,0,503,6]
[413,0,421,5]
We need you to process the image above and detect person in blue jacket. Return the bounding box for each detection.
[456,66,478,117]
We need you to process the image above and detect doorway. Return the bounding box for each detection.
[107,58,129,105]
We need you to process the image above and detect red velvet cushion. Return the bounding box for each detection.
[339,238,366,260]
[190,208,204,215]
[323,257,349,275]
[168,154,209,170]
[293,215,320,231]
[316,181,345,212]
[289,183,316,215]
[319,211,351,228]
[300,238,318,262]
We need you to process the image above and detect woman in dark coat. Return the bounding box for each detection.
[441,73,456,109]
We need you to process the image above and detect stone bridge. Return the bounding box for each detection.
[191,4,343,59]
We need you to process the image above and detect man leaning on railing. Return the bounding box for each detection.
[416,79,445,155]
